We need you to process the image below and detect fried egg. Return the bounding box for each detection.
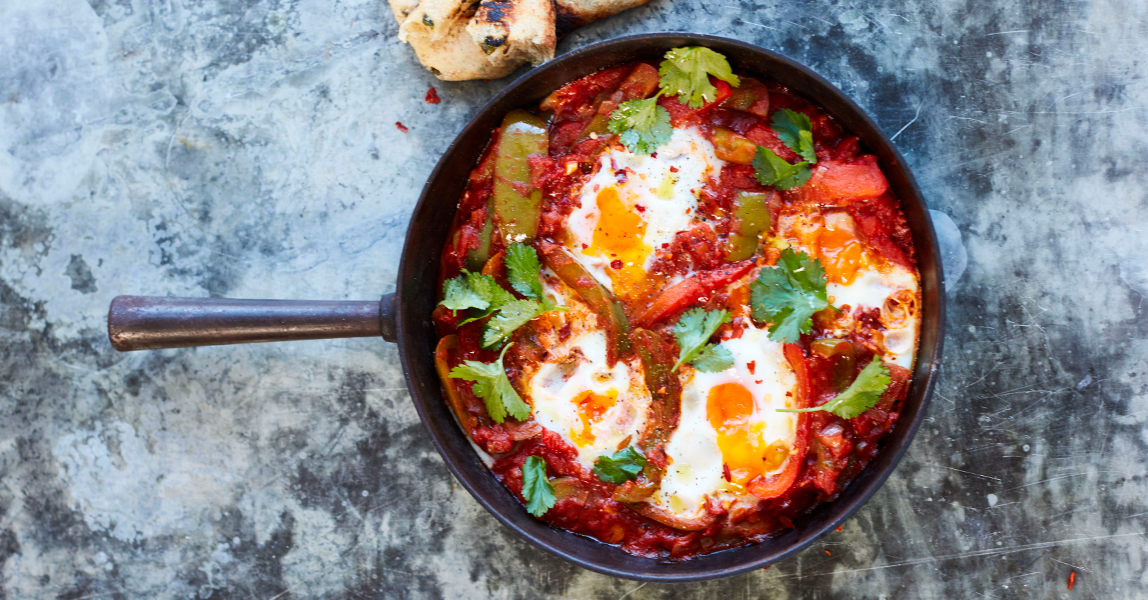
[650,324,799,520]
[779,211,921,369]
[564,127,725,303]
[526,329,652,468]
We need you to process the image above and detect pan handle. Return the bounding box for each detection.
[108,294,398,351]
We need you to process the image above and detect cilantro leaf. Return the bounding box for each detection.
[483,299,543,348]
[521,456,556,517]
[443,271,517,325]
[449,343,532,423]
[445,251,565,347]
[592,446,647,484]
[752,147,811,190]
[608,97,673,155]
[772,109,818,164]
[505,243,544,301]
[441,270,509,311]
[691,344,735,372]
[441,275,488,311]
[749,248,829,343]
[778,356,891,419]
[658,47,741,109]
[672,308,731,371]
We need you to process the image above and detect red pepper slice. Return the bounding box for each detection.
[632,259,755,328]
[747,343,810,499]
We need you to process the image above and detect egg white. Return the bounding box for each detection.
[526,329,652,469]
[827,264,920,369]
[564,126,725,292]
[651,324,799,520]
[777,210,921,370]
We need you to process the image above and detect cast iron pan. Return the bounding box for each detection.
[108,33,945,581]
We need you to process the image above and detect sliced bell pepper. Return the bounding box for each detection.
[435,335,483,438]
[719,76,770,117]
[746,343,810,499]
[711,127,758,165]
[632,259,755,328]
[612,328,681,505]
[810,337,857,393]
[466,217,494,271]
[493,110,548,244]
[725,191,772,261]
[539,245,630,365]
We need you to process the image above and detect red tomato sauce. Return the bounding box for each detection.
[434,62,917,559]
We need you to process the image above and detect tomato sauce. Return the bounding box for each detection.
[435,62,917,559]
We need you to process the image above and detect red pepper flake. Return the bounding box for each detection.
[610,259,624,270]
[651,152,657,158]
[824,550,831,556]
[836,525,843,532]
[635,205,646,212]
[425,87,441,104]
[722,463,731,482]
[1067,571,1077,590]
[746,360,756,375]
[755,380,763,385]
[581,243,589,249]
[395,121,409,133]
[669,166,679,173]
[762,565,771,570]
[785,391,792,397]
[661,243,670,249]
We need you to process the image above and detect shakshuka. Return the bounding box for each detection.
[432,47,920,559]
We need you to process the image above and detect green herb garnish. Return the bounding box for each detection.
[521,456,557,517]
[772,108,818,164]
[778,356,891,419]
[608,97,673,155]
[592,447,648,484]
[752,146,811,190]
[448,343,531,423]
[749,248,829,343]
[658,47,740,109]
[672,308,734,372]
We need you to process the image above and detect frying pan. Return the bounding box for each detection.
[108,33,945,582]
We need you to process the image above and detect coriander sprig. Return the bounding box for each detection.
[672,308,734,372]
[749,248,829,343]
[440,243,563,348]
[778,356,891,419]
[521,456,557,517]
[448,343,531,423]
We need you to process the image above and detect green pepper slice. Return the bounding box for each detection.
[711,127,758,165]
[612,328,682,504]
[725,191,772,261]
[493,110,548,244]
[539,245,630,365]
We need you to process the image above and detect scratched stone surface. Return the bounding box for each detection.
[1,0,1146,597]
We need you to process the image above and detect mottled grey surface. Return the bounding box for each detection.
[1,0,1146,597]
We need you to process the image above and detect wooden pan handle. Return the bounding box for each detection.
[108,294,398,351]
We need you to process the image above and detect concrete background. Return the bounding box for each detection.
[1,0,1146,597]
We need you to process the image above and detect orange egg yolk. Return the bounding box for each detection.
[817,216,867,285]
[784,212,869,285]
[571,389,617,446]
[585,186,654,303]
[706,382,789,485]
